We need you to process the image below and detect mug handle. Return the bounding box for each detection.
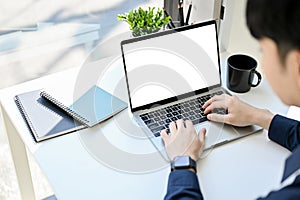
[250,70,262,87]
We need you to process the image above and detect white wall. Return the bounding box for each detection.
[185,0,215,23]
[219,0,261,59]
[184,0,261,58]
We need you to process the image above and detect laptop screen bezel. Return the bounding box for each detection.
[121,20,222,113]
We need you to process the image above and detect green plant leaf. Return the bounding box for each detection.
[117,7,171,36]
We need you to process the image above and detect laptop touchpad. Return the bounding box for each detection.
[195,122,262,150]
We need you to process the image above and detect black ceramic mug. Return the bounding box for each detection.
[227,54,262,93]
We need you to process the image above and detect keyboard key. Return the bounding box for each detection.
[160,110,167,115]
[153,112,160,117]
[189,101,196,106]
[172,107,178,111]
[189,116,195,120]
[158,121,165,126]
[166,113,172,118]
[191,119,200,125]
[153,117,160,122]
[148,123,159,129]
[154,132,161,137]
[160,115,167,120]
[200,108,205,113]
[148,114,154,118]
[183,103,190,107]
[190,106,196,110]
[183,113,189,118]
[194,104,201,109]
[194,109,200,113]
[159,127,170,135]
[189,111,195,116]
[174,105,181,110]
[193,115,202,120]
[192,116,207,125]
[183,108,190,112]
[197,100,204,105]
[197,113,204,117]
[144,119,153,125]
[166,108,173,113]
[141,115,148,121]
[151,126,165,133]
[172,111,178,116]
[165,119,171,124]
[171,117,177,121]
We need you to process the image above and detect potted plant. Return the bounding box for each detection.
[117,7,170,37]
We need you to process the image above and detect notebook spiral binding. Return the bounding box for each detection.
[40,91,90,126]
[14,95,38,143]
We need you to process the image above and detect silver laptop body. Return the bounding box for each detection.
[121,20,261,161]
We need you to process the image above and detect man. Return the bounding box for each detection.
[161,0,300,199]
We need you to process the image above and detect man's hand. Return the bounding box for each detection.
[161,119,206,161]
[202,94,274,129]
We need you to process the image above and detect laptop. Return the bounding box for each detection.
[121,20,261,160]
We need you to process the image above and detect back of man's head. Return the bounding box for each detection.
[246,0,300,62]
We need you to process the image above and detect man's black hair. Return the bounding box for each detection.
[246,0,300,62]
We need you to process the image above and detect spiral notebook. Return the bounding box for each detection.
[40,85,128,127]
[15,90,86,142]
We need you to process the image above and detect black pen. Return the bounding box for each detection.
[185,3,192,25]
[178,3,184,26]
[164,9,175,28]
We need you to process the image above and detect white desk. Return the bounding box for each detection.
[0,52,291,200]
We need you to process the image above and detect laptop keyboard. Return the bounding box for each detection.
[140,91,226,137]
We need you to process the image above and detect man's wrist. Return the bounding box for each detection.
[253,108,274,130]
[171,156,197,173]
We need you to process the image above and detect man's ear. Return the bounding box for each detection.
[288,50,300,88]
[295,50,300,88]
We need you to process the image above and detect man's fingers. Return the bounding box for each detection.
[202,94,230,109]
[204,100,227,114]
[198,128,206,142]
[169,121,177,133]
[207,113,227,123]
[202,94,225,108]
[160,129,169,142]
[176,119,185,130]
[184,120,193,128]
[202,95,217,108]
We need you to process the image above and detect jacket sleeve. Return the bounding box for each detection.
[256,147,300,200]
[256,177,300,200]
[164,170,204,200]
[258,115,300,200]
[268,114,300,151]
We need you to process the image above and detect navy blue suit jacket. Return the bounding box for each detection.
[164,115,300,200]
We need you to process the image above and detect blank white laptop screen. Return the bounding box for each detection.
[122,23,220,110]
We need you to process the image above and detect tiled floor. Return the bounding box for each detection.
[0,0,162,199]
